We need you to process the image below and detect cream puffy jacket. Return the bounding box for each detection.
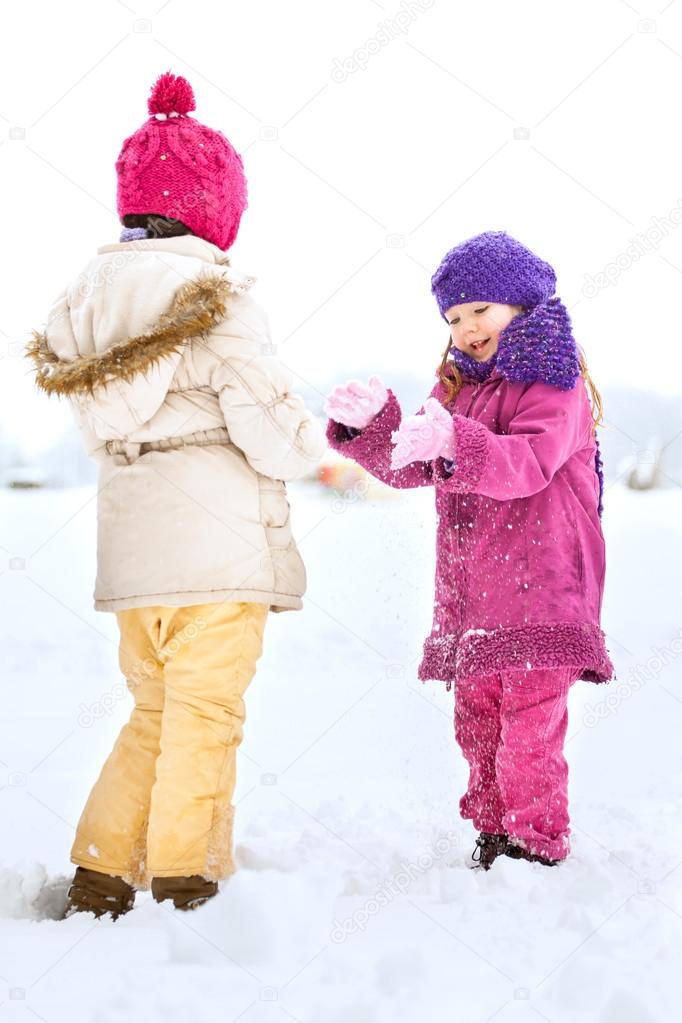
[27,235,327,613]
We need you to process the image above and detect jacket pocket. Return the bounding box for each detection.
[259,478,291,529]
[565,505,584,582]
[514,554,530,593]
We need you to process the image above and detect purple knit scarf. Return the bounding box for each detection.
[449,296,580,390]
[120,227,149,241]
[448,296,604,516]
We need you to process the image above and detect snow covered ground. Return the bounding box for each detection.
[1,478,681,1022]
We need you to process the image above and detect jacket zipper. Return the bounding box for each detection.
[453,381,483,628]
[464,382,482,416]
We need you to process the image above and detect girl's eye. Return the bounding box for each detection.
[450,306,489,326]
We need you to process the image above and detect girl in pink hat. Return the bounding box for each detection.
[324,230,614,871]
[27,72,326,917]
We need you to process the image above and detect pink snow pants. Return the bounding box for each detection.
[454,666,582,862]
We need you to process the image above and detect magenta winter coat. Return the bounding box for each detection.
[326,328,614,689]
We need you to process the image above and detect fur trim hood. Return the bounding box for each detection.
[27,267,254,398]
[24,234,258,441]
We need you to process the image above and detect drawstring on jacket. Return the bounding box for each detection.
[106,426,231,465]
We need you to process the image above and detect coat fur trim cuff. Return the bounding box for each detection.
[431,413,489,492]
[418,622,615,689]
[325,391,401,452]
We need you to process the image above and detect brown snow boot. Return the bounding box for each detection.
[505,842,560,866]
[62,866,136,920]
[151,874,218,911]
[471,832,509,870]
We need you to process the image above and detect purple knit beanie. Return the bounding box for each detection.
[431,230,557,319]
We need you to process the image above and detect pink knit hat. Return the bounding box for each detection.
[115,71,248,251]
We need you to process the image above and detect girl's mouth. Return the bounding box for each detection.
[470,338,491,353]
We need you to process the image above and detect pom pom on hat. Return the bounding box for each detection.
[147,71,195,117]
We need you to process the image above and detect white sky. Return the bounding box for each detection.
[2,0,682,457]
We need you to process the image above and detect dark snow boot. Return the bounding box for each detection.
[471,832,509,870]
[151,874,218,911]
[62,866,135,920]
[505,842,560,867]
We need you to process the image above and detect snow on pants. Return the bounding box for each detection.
[454,666,581,862]
[70,601,268,888]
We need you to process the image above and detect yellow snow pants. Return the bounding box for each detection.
[70,601,268,888]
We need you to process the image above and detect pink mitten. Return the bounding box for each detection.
[323,375,389,430]
[390,397,455,470]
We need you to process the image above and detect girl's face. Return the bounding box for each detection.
[444,300,525,361]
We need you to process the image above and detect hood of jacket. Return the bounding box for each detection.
[26,234,256,435]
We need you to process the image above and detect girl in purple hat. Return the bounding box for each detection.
[324,230,614,870]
